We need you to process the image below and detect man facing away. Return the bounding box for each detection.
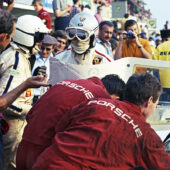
[30,73,170,170]
[16,74,126,170]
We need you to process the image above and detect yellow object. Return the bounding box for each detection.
[153,41,170,88]
[121,38,152,73]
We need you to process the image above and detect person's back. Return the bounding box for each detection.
[16,77,111,170]
[31,98,167,169]
[29,73,170,170]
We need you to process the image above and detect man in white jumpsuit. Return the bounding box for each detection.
[0,15,49,170]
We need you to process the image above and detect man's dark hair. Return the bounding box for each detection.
[85,4,91,9]
[101,74,125,100]
[97,6,102,11]
[124,73,162,106]
[0,9,17,38]
[124,19,137,31]
[73,0,79,5]
[124,13,129,18]
[99,21,114,30]
[52,30,67,40]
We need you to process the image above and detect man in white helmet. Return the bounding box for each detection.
[0,15,49,170]
[54,12,114,65]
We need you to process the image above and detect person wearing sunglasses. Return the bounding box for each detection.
[0,15,49,169]
[30,34,57,105]
[54,12,113,65]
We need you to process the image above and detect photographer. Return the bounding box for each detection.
[115,20,152,62]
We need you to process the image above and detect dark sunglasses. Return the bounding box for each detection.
[41,46,52,51]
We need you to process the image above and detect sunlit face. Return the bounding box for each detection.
[142,97,159,119]
[99,25,114,43]
[55,37,67,52]
[40,44,54,58]
[33,3,42,12]
[0,22,16,51]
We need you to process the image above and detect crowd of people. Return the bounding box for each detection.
[0,0,170,170]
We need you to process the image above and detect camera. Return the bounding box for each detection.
[127,30,135,39]
[33,66,47,77]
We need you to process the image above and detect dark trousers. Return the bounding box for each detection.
[54,16,70,31]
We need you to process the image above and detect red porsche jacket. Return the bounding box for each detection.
[31,98,170,170]
[16,77,111,170]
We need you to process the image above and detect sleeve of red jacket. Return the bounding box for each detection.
[142,128,170,170]
[31,104,114,170]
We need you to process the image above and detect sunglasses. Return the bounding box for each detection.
[41,46,52,51]
[66,28,90,41]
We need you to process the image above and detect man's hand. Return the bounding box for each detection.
[24,75,50,89]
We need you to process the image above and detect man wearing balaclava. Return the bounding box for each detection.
[54,12,113,65]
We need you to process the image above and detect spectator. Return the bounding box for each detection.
[95,21,114,61]
[32,0,52,31]
[83,4,94,15]
[30,34,57,104]
[153,29,170,101]
[164,20,169,30]
[155,38,162,48]
[69,0,81,20]
[52,30,68,54]
[54,12,113,65]
[0,15,49,169]
[120,13,129,30]
[20,73,170,170]
[0,0,14,13]
[114,19,152,71]
[95,6,103,24]
[52,0,72,31]
[16,74,126,170]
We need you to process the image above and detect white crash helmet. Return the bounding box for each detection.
[13,15,49,48]
[65,12,99,49]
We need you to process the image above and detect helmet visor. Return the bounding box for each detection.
[66,28,90,41]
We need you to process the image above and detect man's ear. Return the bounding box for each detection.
[144,96,153,107]
[0,33,7,41]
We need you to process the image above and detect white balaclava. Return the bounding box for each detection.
[71,38,90,54]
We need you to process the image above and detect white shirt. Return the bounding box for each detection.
[96,38,114,60]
